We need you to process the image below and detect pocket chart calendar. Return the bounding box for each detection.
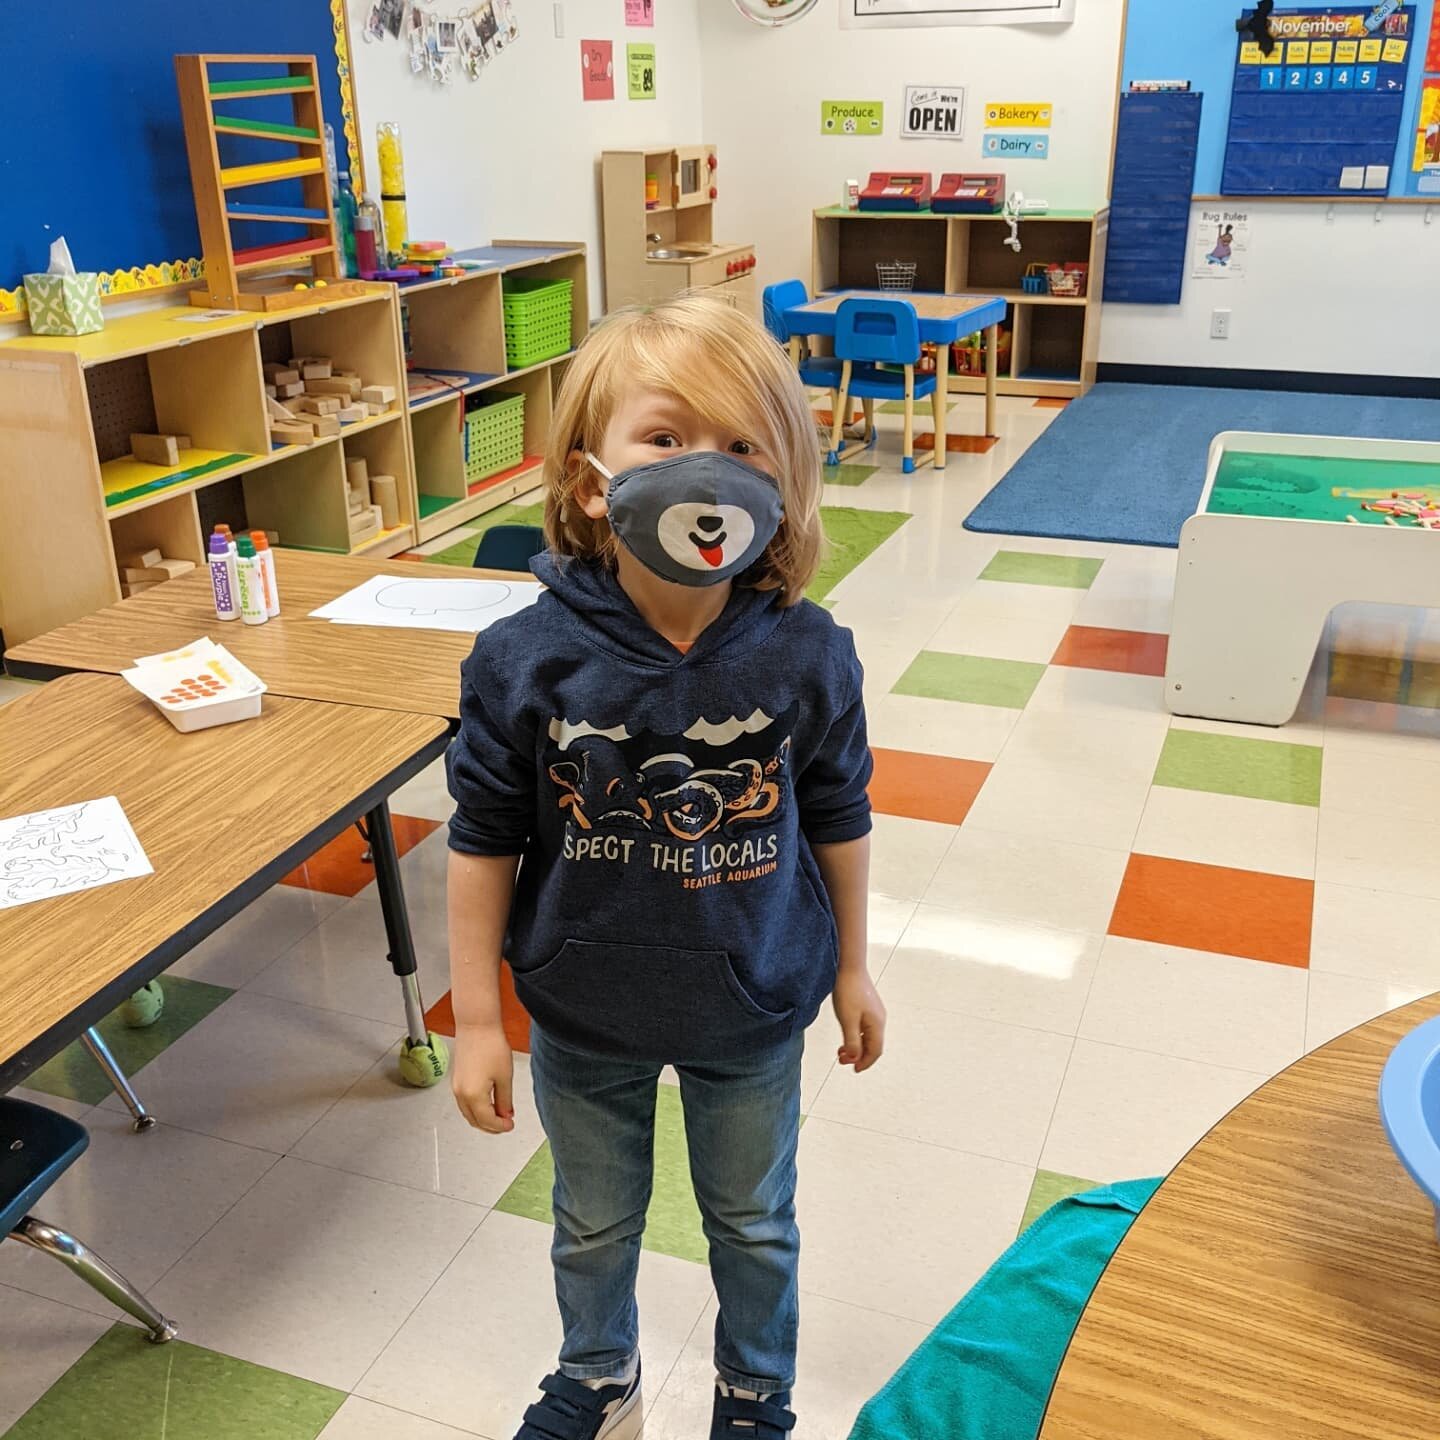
[1222,5,1416,194]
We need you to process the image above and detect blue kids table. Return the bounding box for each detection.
[783,290,1008,466]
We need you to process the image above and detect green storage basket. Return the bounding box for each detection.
[502,277,574,369]
[464,391,526,484]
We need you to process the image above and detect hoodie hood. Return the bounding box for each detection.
[531,551,786,669]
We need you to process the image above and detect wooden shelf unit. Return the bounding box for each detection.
[394,242,588,544]
[811,206,1109,399]
[0,287,419,649]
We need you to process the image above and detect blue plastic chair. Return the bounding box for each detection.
[762,279,845,392]
[473,523,545,573]
[1,1097,177,1341]
[830,297,937,474]
[1380,1013,1440,1240]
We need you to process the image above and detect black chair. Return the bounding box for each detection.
[1,1096,176,1342]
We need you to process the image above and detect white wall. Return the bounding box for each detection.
[1102,203,1440,380]
[347,0,704,315]
[695,1,1125,298]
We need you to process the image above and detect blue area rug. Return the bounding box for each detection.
[964,384,1440,548]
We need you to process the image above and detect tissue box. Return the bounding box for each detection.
[23,272,104,336]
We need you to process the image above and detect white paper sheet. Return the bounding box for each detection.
[1339,166,1365,190]
[310,575,543,633]
[1364,164,1390,189]
[0,796,152,910]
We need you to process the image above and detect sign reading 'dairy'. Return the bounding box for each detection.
[983,133,1050,158]
[821,100,885,136]
[901,86,966,139]
[984,101,1053,127]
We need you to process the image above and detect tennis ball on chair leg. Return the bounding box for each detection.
[119,980,165,1029]
[398,1031,450,1088]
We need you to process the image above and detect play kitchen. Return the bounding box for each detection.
[601,145,757,312]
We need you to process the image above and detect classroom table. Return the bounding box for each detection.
[5,551,518,722]
[782,291,1009,468]
[0,673,449,1093]
[1039,990,1440,1440]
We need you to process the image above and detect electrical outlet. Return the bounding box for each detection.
[553,3,565,37]
[1210,308,1231,340]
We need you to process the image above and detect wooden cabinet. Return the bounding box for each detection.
[811,206,1109,399]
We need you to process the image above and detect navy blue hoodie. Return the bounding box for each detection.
[446,553,873,1063]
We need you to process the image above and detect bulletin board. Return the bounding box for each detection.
[1119,0,1438,199]
[0,0,360,316]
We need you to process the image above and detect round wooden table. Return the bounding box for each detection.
[1040,992,1440,1440]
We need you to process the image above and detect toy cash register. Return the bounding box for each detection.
[933,173,1006,214]
[858,172,933,212]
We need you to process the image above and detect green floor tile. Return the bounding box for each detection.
[892,651,1046,709]
[879,398,956,415]
[1019,1170,1098,1236]
[809,506,911,603]
[821,463,879,487]
[24,976,233,1106]
[4,1324,344,1440]
[428,501,547,568]
[1153,728,1322,807]
[496,1082,708,1265]
[979,550,1103,589]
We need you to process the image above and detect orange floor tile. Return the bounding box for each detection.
[1051,625,1170,677]
[914,432,999,454]
[1033,398,1071,409]
[281,814,441,897]
[813,408,865,426]
[425,960,532,1053]
[868,746,991,826]
[1109,853,1313,969]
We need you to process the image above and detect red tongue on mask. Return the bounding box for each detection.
[698,543,724,567]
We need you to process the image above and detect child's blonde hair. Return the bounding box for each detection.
[543,291,823,606]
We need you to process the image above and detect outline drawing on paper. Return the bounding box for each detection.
[374,578,520,617]
[0,797,152,909]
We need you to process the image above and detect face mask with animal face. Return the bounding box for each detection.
[588,451,783,587]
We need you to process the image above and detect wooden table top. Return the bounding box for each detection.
[1040,991,1440,1440]
[0,673,447,1085]
[5,551,521,721]
[789,290,1004,322]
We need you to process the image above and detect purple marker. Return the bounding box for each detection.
[209,534,239,621]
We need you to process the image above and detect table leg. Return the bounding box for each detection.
[985,322,999,438]
[81,1028,155,1133]
[788,336,802,369]
[933,339,951,471]
[368,799,449,1087]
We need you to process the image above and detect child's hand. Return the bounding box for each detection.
[452,1022,516,1133]
[833,968,886,1073]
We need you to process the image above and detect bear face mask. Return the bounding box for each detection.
[588,451,783,587]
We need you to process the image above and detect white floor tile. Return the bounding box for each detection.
[795,1118,1031,1325]
[150,1156,482,1391]
[245,893,451,1027]
[1316,808,1440,900]
[98,991,401,1153]
[1079,937,1307,1073]
[925,605,1072,665]
[0,676,41,707]
[1171,711,1327,747]
[879,905,1100,1035]
[0,1286,111,1433]
[960,577,1089,627]
[292,1050,547,1208]
[644,1290,927,1440]
[169,884,346,989]
[811,1001,1072,1166]
[924,828,1129,935]
[867,813,958,903]
[998,706,1169,783]
[1134,787,1319,879]
[0,1110,275,1316]
[1306,971,1430,1053]
[1310,883,1440,989]
[1323,698,1440,758]
[864,692,1019,763]
[319,1396,482,1439]
[356,1211,712,1436]
[1321,749,1440,824]
[961,756,1150,853]
[389,757,459,824]
[10,1087,91,1122]
[1072,589,1173,635]
[356,828,450,914]
[1026,666,1168,722]
[1041,1041,1266,1180]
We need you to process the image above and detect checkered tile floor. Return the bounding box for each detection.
[5,392,1440,1438]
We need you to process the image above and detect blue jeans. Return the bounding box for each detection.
[529,1024,803,1393]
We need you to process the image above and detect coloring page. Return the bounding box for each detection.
[0,796,152,910]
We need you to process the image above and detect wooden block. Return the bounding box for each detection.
[369,473,399,529]
[333,368,360,381]
[130,433,179,467]
[265,384,277,399]
[153,557,195,579]
[349,508,380,544]
[303,414,341,439]
[368,502,385,532]
[290,356,333,379]
[266,395,297,421]
[338,404,366,424]
[360,385,397,406]
[292,394,341,416]
[120,548,164,570]
[121,566,168,583]
[306,376,362,400]
[120,580,163,598]
[363,401,387,417]
[174,435,192,451]
[263,530,280,545]
[270,421,315,447]
[263,363,301,386]
[345,457,369,490]
[277,381,304,399]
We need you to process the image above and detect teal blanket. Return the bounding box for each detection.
[849,1179,1162,1440]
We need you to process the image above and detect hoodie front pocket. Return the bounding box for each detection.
[516,939,794,1061]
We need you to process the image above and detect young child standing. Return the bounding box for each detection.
[446,292,886,1440]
